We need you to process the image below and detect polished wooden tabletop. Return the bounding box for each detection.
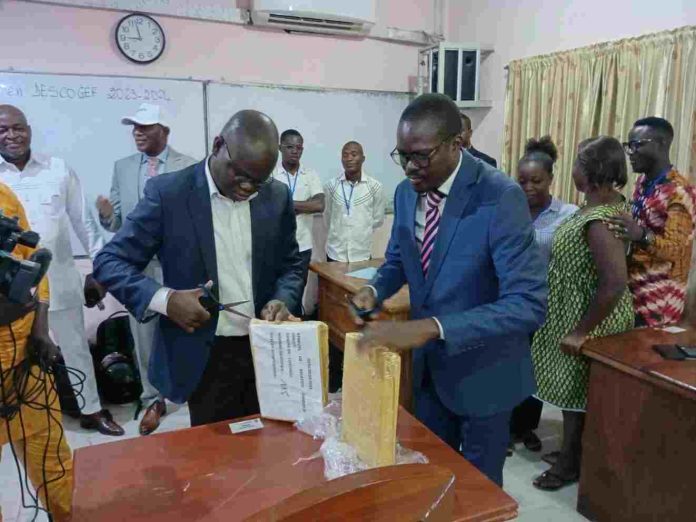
[310,259,410,313]
[582,327,696,399]
[72,408,517,521]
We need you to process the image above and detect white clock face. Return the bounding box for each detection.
[116,14,165,64]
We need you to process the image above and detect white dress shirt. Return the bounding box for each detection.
[148,157,255,336]
[397,153,462,340]
[0,153,90,311]
[272,165,323,252]
[324,172,386,262]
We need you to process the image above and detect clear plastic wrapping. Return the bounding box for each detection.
[295,394,428,480]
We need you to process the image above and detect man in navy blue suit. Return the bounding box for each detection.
[93,110,305,427]
[351,94,547,485]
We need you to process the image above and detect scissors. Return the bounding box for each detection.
[198,284,253,320]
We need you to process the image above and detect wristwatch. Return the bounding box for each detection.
[640,226,655,247]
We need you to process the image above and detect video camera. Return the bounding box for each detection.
[0,210,51,304]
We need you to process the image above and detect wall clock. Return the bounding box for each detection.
[115,13,165,64]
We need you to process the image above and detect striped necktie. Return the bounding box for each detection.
[146,156,159,177]
[420,190,444,276]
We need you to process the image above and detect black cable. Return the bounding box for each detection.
[1,317,87,522]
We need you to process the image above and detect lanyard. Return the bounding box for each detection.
[341,180,355,215]
[285,171,299,198]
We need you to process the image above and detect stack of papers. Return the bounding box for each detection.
[249,320,329,422]
[341,332,401,467]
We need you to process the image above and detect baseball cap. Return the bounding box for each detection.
[121,103,169,128]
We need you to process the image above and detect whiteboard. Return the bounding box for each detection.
[206,82,412,201]
[0,71,206,253]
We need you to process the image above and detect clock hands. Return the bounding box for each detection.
[135,23,143,41]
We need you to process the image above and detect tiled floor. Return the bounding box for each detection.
[0,403,588,521]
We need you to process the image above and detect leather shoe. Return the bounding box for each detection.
[80,410,125,437]
[139,400,166,436]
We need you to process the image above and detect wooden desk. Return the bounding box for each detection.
[578,327,696,522]
[310,260,414,409]
[72,409,517,522]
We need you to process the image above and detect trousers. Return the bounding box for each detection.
[48,307,101,415]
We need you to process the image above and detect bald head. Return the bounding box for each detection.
[0,104,32,167]
[210,110,279,201]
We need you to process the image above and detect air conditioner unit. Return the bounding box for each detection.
[250,0,376,36]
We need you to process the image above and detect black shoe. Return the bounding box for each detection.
[521,430,542,452]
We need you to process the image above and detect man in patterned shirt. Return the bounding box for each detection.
[606,117,696,327]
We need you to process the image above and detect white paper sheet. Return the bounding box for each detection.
[250,322,324,422]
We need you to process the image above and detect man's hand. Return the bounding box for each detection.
[29,333,61,370]
[166,287,212,333]
[357,319,440,352]
[560,330,588,356]
[96,196,114,220]
[260,300,299,322]
[349,287,378,326]
[84,273,107,308]
[604,213,643,242]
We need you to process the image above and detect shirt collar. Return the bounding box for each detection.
[0,151,49,170]
[204,156,257,202]
[341,171,366,183]
[141,146,169,165]
[277,164,304,177]
[435,152,462,197]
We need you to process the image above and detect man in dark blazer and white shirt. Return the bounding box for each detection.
[351,95,547,486]
[93,110,305,427]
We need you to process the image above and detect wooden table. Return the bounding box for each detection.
[71,409,517,522]
[578,327,696,522]
[310,259,413,408]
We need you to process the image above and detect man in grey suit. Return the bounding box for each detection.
[95,103,197,435]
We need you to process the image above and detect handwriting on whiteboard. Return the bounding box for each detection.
[0,82,172,102]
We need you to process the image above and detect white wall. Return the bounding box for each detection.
[447,0,696,168]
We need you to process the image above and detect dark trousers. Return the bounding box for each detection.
[415,368,511,486]
[510,396,543,436]
[188,336,259,427]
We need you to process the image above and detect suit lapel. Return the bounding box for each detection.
[401,187,425,289]
[164,148,181,172]
[249,190,269,301]
[187,162,218,285]
[420,155,480,300]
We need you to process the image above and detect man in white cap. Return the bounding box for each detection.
[95,103,197,435]
[0,104,125,437]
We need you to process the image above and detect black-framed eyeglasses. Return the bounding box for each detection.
[622,139,658,154]
[221,137,272,188]
[390,134,457,169]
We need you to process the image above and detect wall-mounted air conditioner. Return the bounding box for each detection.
[250,0,376,36]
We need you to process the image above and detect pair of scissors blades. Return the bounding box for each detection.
[198,285,253,320]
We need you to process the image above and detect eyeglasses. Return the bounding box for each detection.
[390,135,457,169]
[221,138,272,188]
[622,139,658,154]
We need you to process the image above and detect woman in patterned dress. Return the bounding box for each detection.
[531,136,634,490]
[510,136,577,456]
